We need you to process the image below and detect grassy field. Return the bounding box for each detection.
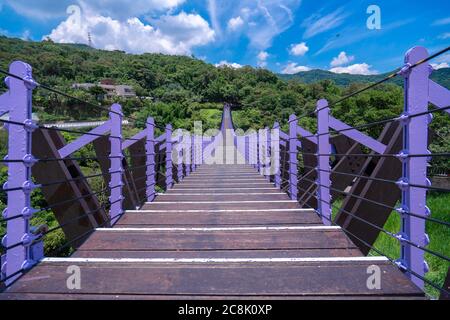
[332,193,450,299]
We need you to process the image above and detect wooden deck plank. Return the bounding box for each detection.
[115,211,322,226]
[166,188,283,194]
[72,248,363,259]
[2,261,423,297]
[76,229,357,251]
[0,293,425,300]
[152,194,291,202]
[0,164,425,300]
[141,202,301,210]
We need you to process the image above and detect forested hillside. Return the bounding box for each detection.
[0,37,449,297]
[1,35,448,166]
[0,36,443,133]
[278,68,450,88]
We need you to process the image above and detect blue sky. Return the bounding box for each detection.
[0,0,449,74]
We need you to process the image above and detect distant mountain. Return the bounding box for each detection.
[278,68,450,89]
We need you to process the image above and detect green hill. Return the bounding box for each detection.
[0,35,448,134]
[278,68,450,88]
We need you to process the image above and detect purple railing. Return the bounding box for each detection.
[238,46,450,295]
[0,45,449,297]
[0,63,205,286]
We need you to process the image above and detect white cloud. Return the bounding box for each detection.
[431,62,449,70]
[257,51,269,61]
[207,0,222,36]
[316,18,414,55]
[223,0,300,50]
[432,17,450,26]
[289,42,309,56]
[330,51,354,67]
[281,62,311,74]
[329,63,378,75]
[302,7,349,39]
[227,16,244,31]
[215,60,243,69]
[439,33,450,39]
[3,0,185,20]
[45,11,215,55]
[257,51,269,67]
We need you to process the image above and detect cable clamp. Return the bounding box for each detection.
[423,233,430,247]
[395,112,410,125]
[23,76,38,90]
[395,259,408,272]
[398,63,412,77]
[22,180,38,194]
[423,260,430,273]
[22,206,37,219]
[1,234,7,248]
[424,206,431,217]
[395,206,409,216]
[21,233,33,246]
[394,232,409,243]
[1,260,6,280]
[23,119,38,133]
[395,178,409,190]
[22,154,37,167]
[396,150,409,161]
[21,259,34,271]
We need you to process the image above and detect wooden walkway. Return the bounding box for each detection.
[1,165,423,299]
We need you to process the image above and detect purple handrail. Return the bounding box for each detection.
[1,45,449,295]
[0,63,202,284]
[238,45,449,292]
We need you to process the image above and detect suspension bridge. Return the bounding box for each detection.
[0,46,449,299]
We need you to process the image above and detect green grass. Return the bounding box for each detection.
[332,193,450,299]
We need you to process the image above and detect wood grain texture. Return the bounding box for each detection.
[0,164,424,300]
[3,261,423,297]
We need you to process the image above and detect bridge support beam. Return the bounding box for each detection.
[146,117,155,203]
[109,104,124,225]
[273,122,281,189]
[2,62,39,285]
[288,114,298,200]
[399,46,431,289]
[165,124,173,189]
[316,100,332,226]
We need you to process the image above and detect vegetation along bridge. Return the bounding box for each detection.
[0,46,449,299]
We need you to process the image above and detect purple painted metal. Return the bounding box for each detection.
[258,129,264,175]
[297,125,317,144]
[316,99,332,226]
[2,61,38,284]
[246,135,250,164]
[273,122,281,189]
[165,124,173,189]
[58,121,110,158]
[146,117,155,203]
[122,128,147,150]
[428,80,450,112]
[109,103,124,224]
[189,135,194,174]
[252,131,257,168]
[194,134,200,167]
[264,127,270,181]
[177,131,183,182]
[399,46,431,288]
[329,116,386,154]
[288,114,298,200]
[266,127,271,181]
[257,131,261,172]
